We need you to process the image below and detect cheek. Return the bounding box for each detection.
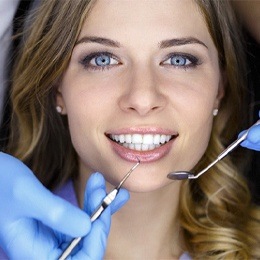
[166,75,219,169]
[172,103,213,172]
[60,81,116,155]
[180,83,217,139]
[59,86,95,147]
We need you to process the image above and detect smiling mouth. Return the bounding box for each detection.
[107,133,176,151]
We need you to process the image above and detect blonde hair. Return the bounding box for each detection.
[9,0,96,188]
[8,0,259,258]
[180,1,260,258]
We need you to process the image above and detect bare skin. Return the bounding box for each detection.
[58,0,224,258]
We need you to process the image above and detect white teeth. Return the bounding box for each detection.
[166,135,171,142]
[135,144,142,151]
[119,134,125,143]
[125,134,132,143]
[109,133,173,151]
[142,134,153,145]
[114,135,119,142]
[141,144,149,151]
[153,134,160,145]
[132,134,143,143]
[160,135,166,144]
[129,143,135,150]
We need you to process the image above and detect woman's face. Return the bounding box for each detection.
[57,0,224,192]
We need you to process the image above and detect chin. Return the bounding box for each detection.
[120,173,175,193]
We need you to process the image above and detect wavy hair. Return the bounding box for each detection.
[8,0,96,188]
[8,0,259,258]
[180,1,260,258]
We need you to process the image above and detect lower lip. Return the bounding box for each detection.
[108,138,176,163]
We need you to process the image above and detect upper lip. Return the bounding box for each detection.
[105,126,177,135]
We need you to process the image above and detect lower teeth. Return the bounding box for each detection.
[122,143,161,151]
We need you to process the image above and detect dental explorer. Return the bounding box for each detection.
[167,119,260,180]
[59,159,140,260]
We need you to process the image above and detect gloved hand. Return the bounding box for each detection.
[0,152,129,259]
[240,111,260,151]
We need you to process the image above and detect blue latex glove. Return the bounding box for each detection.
[240,112,260,151]
[0,152,129,259]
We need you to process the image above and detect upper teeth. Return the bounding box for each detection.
[110,134,172,146]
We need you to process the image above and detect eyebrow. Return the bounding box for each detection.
[75,36,208,49]
[75,36,121,48]
[159,37,208,49]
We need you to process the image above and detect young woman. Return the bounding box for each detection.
[0,0,260,259]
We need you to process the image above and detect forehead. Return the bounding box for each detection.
[79,0,213,48]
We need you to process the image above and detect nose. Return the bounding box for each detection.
[118,67,166,116]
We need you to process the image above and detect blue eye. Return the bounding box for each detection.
[170,56,190,66]
[92,54,112,66]
[162,53,198,68]
[81,52,119,70]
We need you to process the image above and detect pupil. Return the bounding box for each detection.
[96,55,110,66]
[171,56,185,66]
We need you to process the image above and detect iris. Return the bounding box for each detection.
[95,54,111,66]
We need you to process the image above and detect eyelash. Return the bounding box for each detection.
[160,53,199,69]
[79,51,200,71]
[80,52,120,71]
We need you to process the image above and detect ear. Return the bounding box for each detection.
[214,71,226,109]
[56,86,67,115]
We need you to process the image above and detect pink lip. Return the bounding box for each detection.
[107,137,177,163]
[105,127,178,163]
[106,126,176,136]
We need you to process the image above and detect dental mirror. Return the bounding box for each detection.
[167,119,260,180]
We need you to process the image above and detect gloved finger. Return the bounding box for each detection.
[84,173,130,215]
[20,182,91,237]
[60,175,110,260]
[247,124,260,143]
[0,152,91,237]
[84,172,107,215]
[2,219,62,260]
[73,209,111,260]
[110,188,130,214]
[240,125,260,151]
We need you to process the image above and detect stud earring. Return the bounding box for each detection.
[56,105,63,113]
[213,108,219,116]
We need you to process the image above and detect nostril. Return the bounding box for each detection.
[118,86,166,116]
[152,106,160,111]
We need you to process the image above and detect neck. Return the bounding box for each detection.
[106,183,184,259]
